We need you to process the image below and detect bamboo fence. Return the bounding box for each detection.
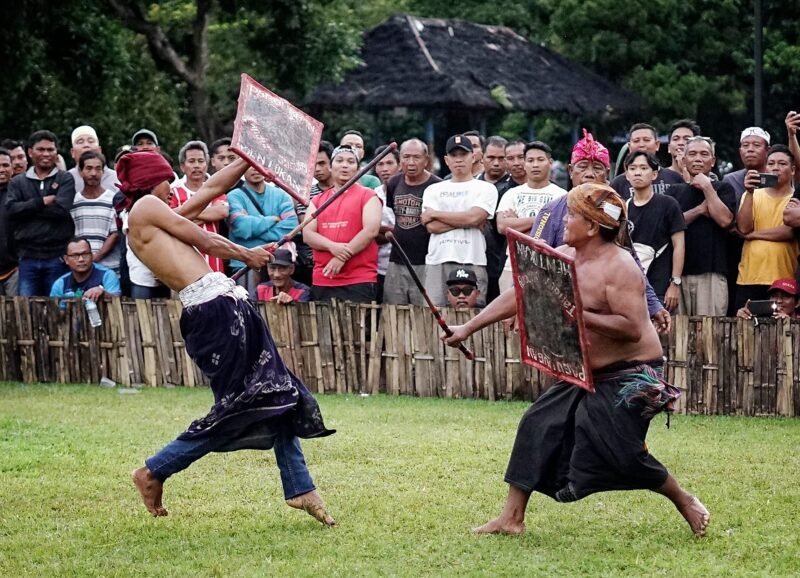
[0,297,797,416]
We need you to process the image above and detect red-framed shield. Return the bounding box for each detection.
[507,229,593,391]
[231,74,323,206]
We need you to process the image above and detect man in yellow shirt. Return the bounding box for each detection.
[736,144,798,309]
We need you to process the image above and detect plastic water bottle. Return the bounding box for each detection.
[84,299,102,328]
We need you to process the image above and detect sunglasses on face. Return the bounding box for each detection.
[448,286,475,297]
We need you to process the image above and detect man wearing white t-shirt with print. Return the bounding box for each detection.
[496,141,567,292]
[421,134,498,307]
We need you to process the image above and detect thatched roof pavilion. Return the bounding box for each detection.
[307,15,639,117]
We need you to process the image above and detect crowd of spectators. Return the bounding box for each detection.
[2,114,800,321]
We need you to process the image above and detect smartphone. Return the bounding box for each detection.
[758,173,778,188]
[748,299,777,317]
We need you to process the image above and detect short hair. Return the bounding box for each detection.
[629,123,657,139]
[400,138,428,156]
[484,136,508,151]
[0,147,9,159]
[178,140,209,165]
[209,137,231,156]
[686,135,715,156]
[768,144,795,166]
[669,119,701,139]
[78,150,106,170]
[65,236,92,252]
[623,150,660,171]
[341,129,364,141]
[28,130,58,148]
[374,144,400,163]
[505,139,526,152]
[318,140,334,161]
[524,141,552,157]
[0,139,23,151]
[462,130,485,150]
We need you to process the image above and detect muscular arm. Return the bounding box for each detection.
[497,214,536,235]
[448,287,517,342]
[783,199,800,227]
[301,201,335,253]
[699,181,734,228]
[344,196,382,254]
[737,191,754,234]
[195,203,229,223]
[93,232,119,261]
[428,207,490,229]
[130,196,266,267]
[682,201,708,225]
[425,221,456,234]
[745,225,795,242]
[175,158,249,222]
[671,231,685,278]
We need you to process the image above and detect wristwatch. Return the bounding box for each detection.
[670,277,682,286]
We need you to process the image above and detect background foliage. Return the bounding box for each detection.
[1,0,798,164]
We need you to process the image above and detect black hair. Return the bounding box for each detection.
[629,123,657,139]
[78,150,106,170]
[505,139,527,152]
[0,139,23,150]
[318,140,334,161]
[599,226,621,243]
[0,147,9,159]
[462,130,485,150]
[623,150,660,171]
[28,130,58,148]
[65,236,92,252]
[341,129,364,140]
[374,144,400,163]
[669,119,701,139]
[210,137,232,156]
[524,141,552,157]
[768,144,795,166]
[484,136,508,151]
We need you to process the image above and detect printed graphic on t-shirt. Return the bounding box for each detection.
[394,193,423,229]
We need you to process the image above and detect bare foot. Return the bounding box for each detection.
[286,490,336,526]
[131,467,168,517]
[676,495,710,537]
[472,517,526,535]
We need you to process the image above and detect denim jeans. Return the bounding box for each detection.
[145,423,315,500]
[18,256,67,297]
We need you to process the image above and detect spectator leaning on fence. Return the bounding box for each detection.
[736,278,798,320]
[445,267,481,309]
[50,237,120,301]
[255,248,311,304]
[6,130,75,297]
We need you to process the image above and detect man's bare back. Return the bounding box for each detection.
[559,243,663,369]
[126,159,270,292]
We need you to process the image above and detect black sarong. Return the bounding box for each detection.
[176,284,334,448]
[504,360,679,501]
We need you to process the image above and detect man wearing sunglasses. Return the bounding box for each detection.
[445,267,481,309]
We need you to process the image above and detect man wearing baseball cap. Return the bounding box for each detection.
[445,267,480,309]
[736,278,798,320]
[255,247,311,304]
[67,125,118,191]
[420,134,497,307]
[131,129,160,152]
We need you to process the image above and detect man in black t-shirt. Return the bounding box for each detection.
[383,139,442,305]
[625,151,686,310]
[610,123,684,200]
[666,137,736,316]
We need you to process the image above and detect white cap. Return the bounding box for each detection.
[71,125,98,145]
[740,127,770,145]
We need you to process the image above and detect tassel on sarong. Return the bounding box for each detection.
[614,364,681,421]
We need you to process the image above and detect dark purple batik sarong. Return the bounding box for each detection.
[175,273,334,448]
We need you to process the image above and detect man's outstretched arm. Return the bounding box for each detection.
[443,287,517,347]
[175,158,250,222]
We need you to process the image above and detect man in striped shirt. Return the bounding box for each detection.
[169,141,229,273]
[70,151,120,273]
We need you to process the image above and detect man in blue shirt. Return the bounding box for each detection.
[50,237,121,301]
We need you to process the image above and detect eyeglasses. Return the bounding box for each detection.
[448,286,475,297]
[66,251,91,259]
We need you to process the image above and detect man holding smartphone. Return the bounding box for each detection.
[736,145,798,309]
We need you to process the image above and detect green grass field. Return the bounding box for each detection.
[1,383,799,577]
